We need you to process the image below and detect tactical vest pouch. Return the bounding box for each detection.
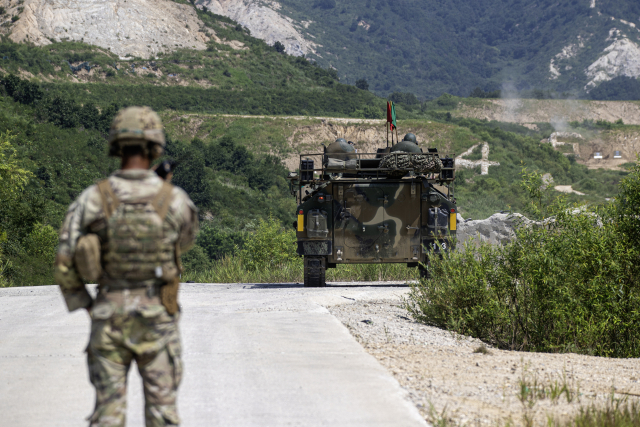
[75,234,103,282]
[160,276,180,315]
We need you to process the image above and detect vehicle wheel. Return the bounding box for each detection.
[304,256,326,287]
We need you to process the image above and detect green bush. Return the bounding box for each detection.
[196,224,246,260]
[405,166,640,358]
[180,245,213,275]
[237,216,298,271]
[354,105,383,119]
[23,223,58,263]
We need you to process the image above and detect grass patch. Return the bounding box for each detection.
[558,400,640,427]
[472,344,491,355]
[183,256,416,283]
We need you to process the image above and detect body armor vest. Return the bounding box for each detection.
[97,179,178,282]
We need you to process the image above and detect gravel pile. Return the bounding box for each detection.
[329,299,640,426]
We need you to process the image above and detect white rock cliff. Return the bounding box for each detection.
[196,0,315,56]
[585,37,640,89]
[1,0,210,59]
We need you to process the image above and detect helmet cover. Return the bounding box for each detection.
[108,106,166,159]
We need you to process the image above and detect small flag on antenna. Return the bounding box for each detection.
[387,101,397,131]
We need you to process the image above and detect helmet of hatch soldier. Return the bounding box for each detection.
[108,106,166,159]
[390,140,422,153]
[326,138,355,160]
[403,133,417,144]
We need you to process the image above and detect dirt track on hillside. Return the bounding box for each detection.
[456,99,640,125]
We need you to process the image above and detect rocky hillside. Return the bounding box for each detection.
[198,0,315,57]
[3,0,640,100]
[1,0,209,58]
[206,0,640,99]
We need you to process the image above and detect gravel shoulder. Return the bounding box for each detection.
[328,298,640,426]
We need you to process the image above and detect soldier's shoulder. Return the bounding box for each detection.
[71,183,101,208]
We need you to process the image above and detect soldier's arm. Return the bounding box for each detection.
[174,190,199,253]
[54,187,101,312]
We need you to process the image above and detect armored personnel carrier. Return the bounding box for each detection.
[287,134,457,287]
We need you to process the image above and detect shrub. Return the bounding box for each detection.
[196,224,246,260]
[273,41,286,53]
[436,93,458,109]
[313,0,336,9]
[354,105,383,119]
[355,78,369,91]
[405,166,640,357]
[180,245,212,275]
[389,91,420,106]
[22,223,58,264]
[0,131,32,200]
[237,216,298,271]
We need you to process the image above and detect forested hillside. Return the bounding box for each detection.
[272,0,640,99]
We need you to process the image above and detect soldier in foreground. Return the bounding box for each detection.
[54,107,199,427]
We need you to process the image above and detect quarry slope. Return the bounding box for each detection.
[0,0,210,58]
[456,99,640,125]
[196,0,314,56]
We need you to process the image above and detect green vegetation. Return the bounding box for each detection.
[590,76,640,101]
[0,93,118,287]
[406,163,640,358]
[47,81,381,117]
[558,400,640,427]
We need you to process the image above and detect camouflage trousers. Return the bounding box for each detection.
[86,288,182,427]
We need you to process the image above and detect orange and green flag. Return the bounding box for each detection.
[387,101,396,130]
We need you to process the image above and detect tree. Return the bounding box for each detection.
[0,132,32,201]
[313,0,336,9]
[355,78,369,91]
[273,41,286,54]
[389,91,419,105]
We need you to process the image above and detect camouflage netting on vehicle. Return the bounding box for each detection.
[379,152,443,177]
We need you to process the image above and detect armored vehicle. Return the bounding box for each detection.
[288,135,457,287]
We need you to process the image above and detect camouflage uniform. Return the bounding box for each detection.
[55,108,198,427]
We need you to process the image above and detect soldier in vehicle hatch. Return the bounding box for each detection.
[54,106,199,427]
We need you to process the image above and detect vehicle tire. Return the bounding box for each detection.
[304,256,326,287]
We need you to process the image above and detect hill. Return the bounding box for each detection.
[4,0,640,100]
[195,0,640,100]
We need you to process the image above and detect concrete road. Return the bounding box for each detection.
[0,283,427,427]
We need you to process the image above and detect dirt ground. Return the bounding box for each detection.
[329,299,640,426]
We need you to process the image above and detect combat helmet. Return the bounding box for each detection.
[108,106,166,159]
[326,137,355,160]
[403,133,417,144]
